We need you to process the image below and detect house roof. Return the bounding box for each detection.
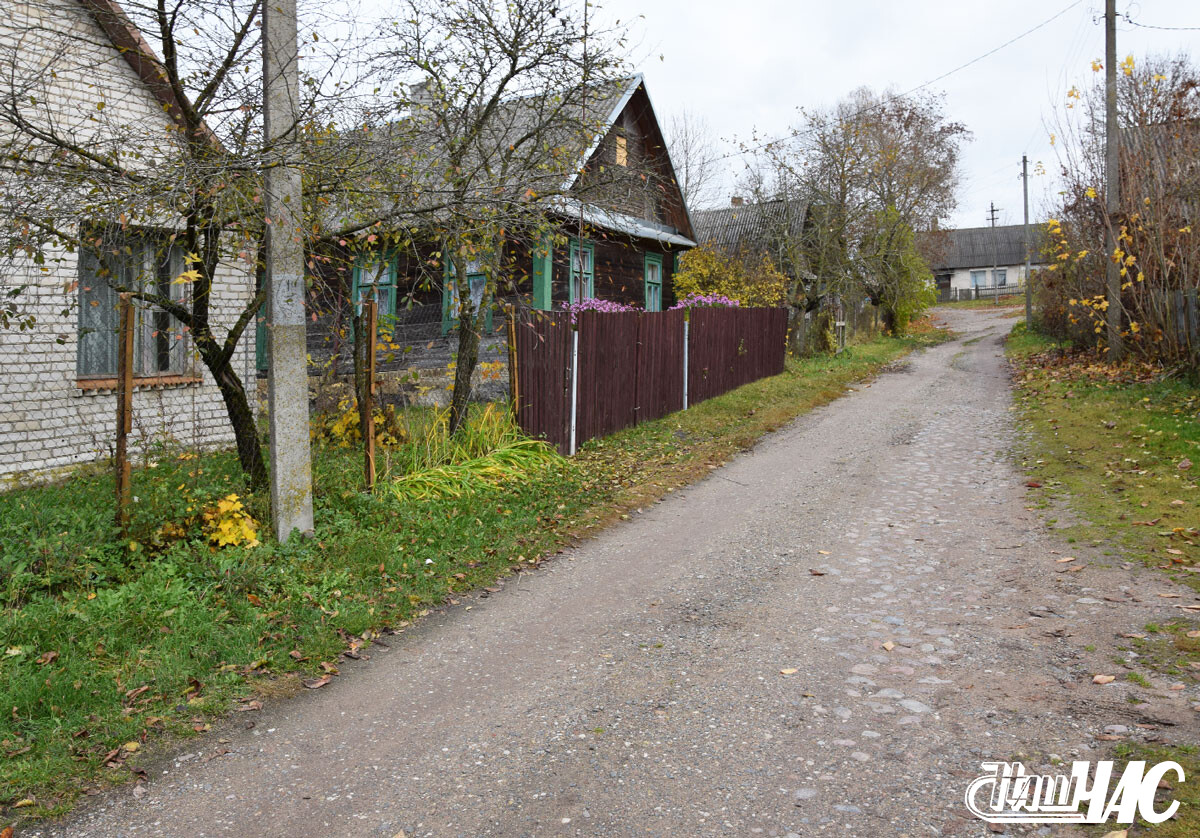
[932,225,1044,271]
[552,197,696,248]
[692,200,806,254]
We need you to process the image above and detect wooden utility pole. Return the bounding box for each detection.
[263,0,314,540]
[362,297,377,492]
[115,293,134,531]
[1023,155,1033,325]
[1104,0,1123,358]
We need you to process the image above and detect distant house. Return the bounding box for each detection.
[302,74,696,388]
[929,225,1046,296]
[692,198,807,280]
[0,0,256,484]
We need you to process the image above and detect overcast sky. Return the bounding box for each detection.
[591,0,1200,229]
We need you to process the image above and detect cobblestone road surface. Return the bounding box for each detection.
[32,308,1200,837]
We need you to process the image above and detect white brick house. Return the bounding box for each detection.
[0,1,256,486]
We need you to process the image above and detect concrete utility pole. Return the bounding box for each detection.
[1023,155,1033,325]
[988,203,1001,304]
[263,0,314,540]
[1104,0,1124,358]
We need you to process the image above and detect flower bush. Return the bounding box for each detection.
[670,292,740,310]
[560,298,639,323]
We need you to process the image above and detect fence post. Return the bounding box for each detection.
[115,293,134,532]
[362,297,377,491]
[568,324,579,456]
[682,311,689,410]
[506,308,519,420]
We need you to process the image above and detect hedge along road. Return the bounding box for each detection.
[31,308,1200,837]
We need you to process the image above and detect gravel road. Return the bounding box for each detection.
[30,308,1200,837]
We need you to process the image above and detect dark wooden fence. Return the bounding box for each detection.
[512,307,787,453]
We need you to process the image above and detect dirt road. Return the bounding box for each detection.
[33,308,1199,837]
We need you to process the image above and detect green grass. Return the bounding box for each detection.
[0,326,949,823]
[1098,743,1200,836]
[936,296,1025,310]
[1007,321,1200,591]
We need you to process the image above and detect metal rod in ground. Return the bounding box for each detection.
[569,327,579,456]
[115,292,134,532]
[682,315,689,410]
[363,297,377,492]
[263,0,314,539]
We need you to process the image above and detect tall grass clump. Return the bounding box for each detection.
[386,403,561,500]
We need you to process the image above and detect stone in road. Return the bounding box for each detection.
[33,309,1199,837]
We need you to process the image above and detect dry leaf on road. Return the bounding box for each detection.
[779,668,798,676]
[1092,674,1116,684]
[303,676,332,690]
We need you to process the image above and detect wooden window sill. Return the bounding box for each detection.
[74,376,202,394]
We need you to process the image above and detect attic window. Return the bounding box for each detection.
[615,135,628,167]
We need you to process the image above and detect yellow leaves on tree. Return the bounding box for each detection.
[202,494,260,549]
[673,243,788,307]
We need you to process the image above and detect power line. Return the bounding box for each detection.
[1125,19,1200,31]
[716,0,1083,163]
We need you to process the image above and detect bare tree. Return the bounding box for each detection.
[666,109,722,209]
[371,0,631,433]
[748,87,968,332]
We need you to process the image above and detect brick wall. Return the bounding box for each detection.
[0,2,256,486]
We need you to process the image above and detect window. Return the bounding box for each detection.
[352,256,397,319]
[993,268,1008,287]
[970,270,987,288]
[615,135,628,167]
[78,230,188,379]
[644,253,663,312]
[443,255,491,334]
[568,240,594,303]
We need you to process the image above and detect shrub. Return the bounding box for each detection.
[673,243,788,307]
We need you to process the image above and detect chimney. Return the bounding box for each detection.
[730,196,744,207]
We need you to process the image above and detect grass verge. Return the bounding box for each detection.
[1007,321,1199,589]
[0,325,949,824]
[1010,321,1200,835]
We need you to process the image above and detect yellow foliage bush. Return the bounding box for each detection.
[201,494,260,549]
[674,243,788,307]
[312,399,411,448]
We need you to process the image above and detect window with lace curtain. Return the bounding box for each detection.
[77,230,190,380]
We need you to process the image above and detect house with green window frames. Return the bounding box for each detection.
[297,74,696,379]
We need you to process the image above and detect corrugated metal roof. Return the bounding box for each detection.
[552,197,696,247]
[692,200,806,254]
[933,225,1043,271]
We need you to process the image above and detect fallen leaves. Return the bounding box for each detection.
[1178,458,1192,471]
[1092,674,1117,684]
[1055,556,1077,563]
[303,675,332,690]
[882,641,896,652]
[779,668,798,676]
[808,569,826,576]
[34,650,58,665]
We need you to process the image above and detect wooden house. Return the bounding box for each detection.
[300,75,696,381]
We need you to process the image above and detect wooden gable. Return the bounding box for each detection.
[574,81,694,242]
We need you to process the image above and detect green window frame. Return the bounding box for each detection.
[568,239,594,304]
[442,257,492,335]
[644,252,663,312]
[351,254,397,320]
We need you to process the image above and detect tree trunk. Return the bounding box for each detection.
[448,305,480,434]
[881,305,898,335]
[211,358,269,489]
